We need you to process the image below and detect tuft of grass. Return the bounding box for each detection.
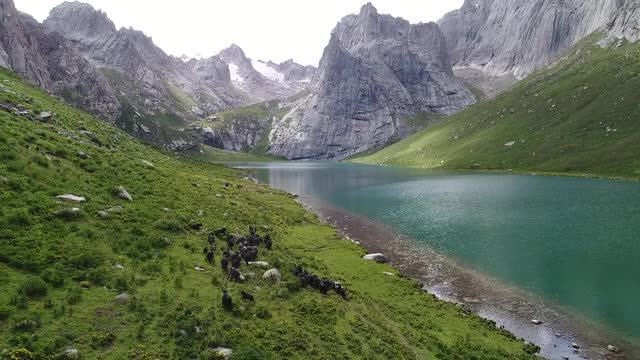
[354,33,640,179]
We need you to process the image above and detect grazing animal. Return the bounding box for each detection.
[232,255,242,269]
[241,291,255,302]
[222,249,230,258]
[212,227,227,237]
[265,235,273,250]
[203,246,209,255]
[206,251,214,264]
[222,291,233,312]
[221,257,229,272]
[191,223,203,231]
[229,267,242,283]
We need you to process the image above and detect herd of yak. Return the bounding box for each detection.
[195,225,350,312]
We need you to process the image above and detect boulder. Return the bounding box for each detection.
[38,112,52,122]
[141,160,155,167]
[363,253,388,263]
[608,345,620,353]
[248,261,270,268]
[531,319,543,325]
[61,349,79,359]
[96,211,108,218]
[117,186,133,201]
[77,151,90,159]
[113,263,125,270]
[209,347,233,359]
[55,194,86,202]
[263,269,282,282]
[114,293,130,304]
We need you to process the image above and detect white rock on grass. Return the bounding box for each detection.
[61,349,80,359]
[209,348,233,359]
[363,253,388,263]
[117,186,133,201]
[263,269,282,282]
[141,160,155,167]
[55,194,86,202]
[114,294,130,304]
[248,261,270,268]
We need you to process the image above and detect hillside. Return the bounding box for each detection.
[0,67,538,359]
[354,34,640,179]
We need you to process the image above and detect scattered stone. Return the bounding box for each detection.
[571,343,580,349]
[77,151,90,159]
[194,266,207,272]
[263,269,282,282]
[107,206,124,212]
[114,294,130,304]
[78,130,96,138]
[531,319,543,325]
[96,211,108,218]
[55,194,86,202]
[209,347,233,359]
[383,272,395,276]
[38,112,52,122]
[117,186,133,201]
[141,160,155,167]
[248,261,270,268]
[198,210,204,217]
[363,253,388,263]
[504,141,516,147]
[179,329,187,337]
[163,208,172,213]
[113,263,125,270]
[60,349,79,359]
[608,345,620,353]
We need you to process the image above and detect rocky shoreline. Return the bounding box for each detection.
[297,196,638,360]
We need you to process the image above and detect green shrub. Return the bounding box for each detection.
[91,332,116,348]
[41,267,65,288]
[0,306,10,321]
[7,210,32,227]
[20,277,48,298]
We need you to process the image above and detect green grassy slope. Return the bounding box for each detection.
[354,34,640,179]
[0,68,537,359]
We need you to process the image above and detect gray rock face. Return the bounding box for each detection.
[190,100,284,152]
[0,0,50,87]
[217,44,314,101]
[438,0,625,80]
[602,0,640,44]
[269,3,475,160]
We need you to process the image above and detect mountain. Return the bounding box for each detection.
[354,31,640,178]
[268,3,475,160]
[438,0,624,95]
[0,0,315,151]
[216,44,316,101]
[0,0,50,88]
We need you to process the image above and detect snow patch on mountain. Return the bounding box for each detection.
[252,59,286,85]
[228,63,243,84]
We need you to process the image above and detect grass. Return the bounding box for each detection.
[354,33,640,179]
[0,67,538,359]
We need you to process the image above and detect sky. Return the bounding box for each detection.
[13,0,464,66]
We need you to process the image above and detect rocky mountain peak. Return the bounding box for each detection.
[218,44,249,64]
[44,1,116,41]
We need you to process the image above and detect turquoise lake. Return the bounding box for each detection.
[230,162,640,342]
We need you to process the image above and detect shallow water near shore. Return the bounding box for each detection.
[228,162,640,358]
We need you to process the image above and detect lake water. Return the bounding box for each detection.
[229,162,640,344]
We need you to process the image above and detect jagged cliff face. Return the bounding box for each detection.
[439,0,625,80]
[0,0,50,88]
[268,4,475,160]
[603,0,640,44]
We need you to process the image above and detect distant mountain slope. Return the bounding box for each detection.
[354,34,640,178]
[268,3,475,160]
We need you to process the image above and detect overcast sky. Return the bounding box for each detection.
[13,0,464,66]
